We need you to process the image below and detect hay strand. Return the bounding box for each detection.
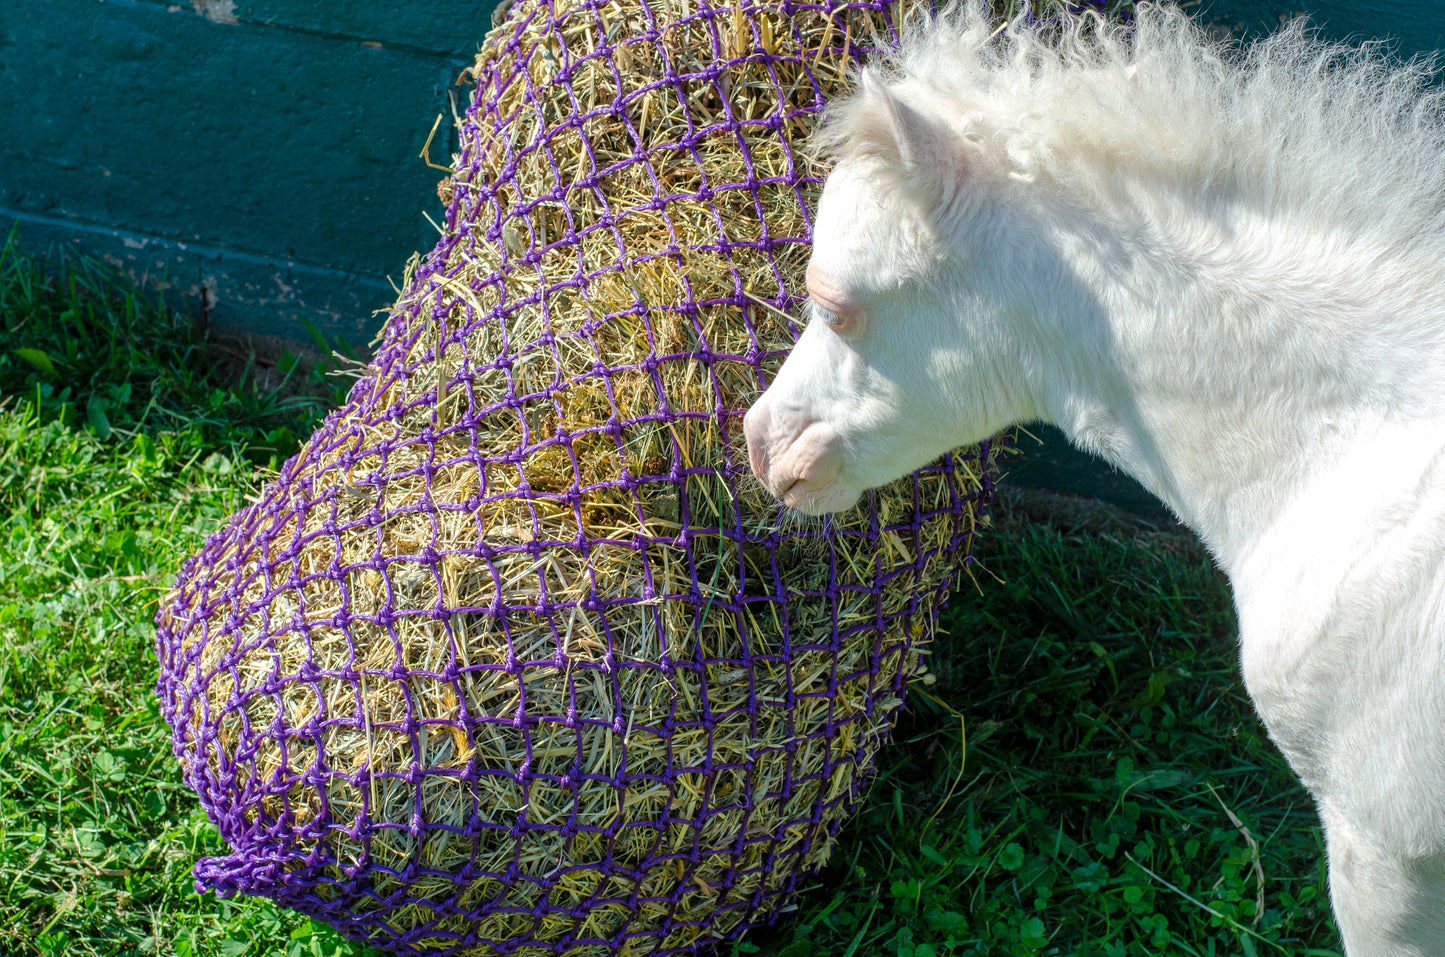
[155,1,1005,954]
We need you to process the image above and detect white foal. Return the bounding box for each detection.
[743,5,1445,954]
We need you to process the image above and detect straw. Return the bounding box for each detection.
[155,1,1007,953]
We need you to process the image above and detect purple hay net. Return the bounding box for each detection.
[155,1,1008,954]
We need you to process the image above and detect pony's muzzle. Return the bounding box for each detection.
[743,402,849,514]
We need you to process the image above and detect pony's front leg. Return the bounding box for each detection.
[1319,805,1445,956]
[1241,649,1445,956]
[1238,607,1445,956]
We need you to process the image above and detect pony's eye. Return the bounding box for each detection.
[806,263,865,337]
[815,301,866,338]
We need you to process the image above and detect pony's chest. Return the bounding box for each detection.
[1232,464,1445,811]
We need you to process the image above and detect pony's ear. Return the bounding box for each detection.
[855,68,968,201]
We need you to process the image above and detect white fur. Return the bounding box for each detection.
[742,5,1445,953]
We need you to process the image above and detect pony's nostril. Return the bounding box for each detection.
[748,436,766,482]
[743,407,769,481]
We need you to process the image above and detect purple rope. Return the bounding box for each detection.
[155,1,1005,953]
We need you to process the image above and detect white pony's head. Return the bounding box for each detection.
[744,62,1044,514]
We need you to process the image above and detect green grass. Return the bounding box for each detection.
[0,235,367,957]
[742,498,1339,956]
[0,236,1340,956]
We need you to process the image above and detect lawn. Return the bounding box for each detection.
[0,236,1341,956]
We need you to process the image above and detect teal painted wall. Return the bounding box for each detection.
[1,0,503,344]
[1198,0,1441,51]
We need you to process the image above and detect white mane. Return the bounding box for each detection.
[820,3,1445,257]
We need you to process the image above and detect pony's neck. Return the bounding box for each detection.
[1031,184,1445,570]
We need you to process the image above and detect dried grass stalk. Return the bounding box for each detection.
[156,1,1001,954]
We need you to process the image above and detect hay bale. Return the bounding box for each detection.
[155,1,1003,953]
